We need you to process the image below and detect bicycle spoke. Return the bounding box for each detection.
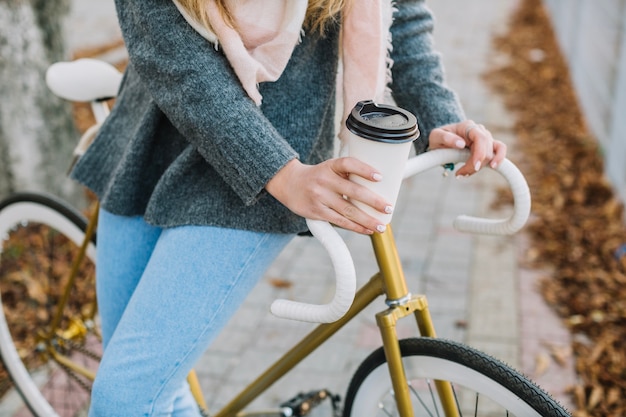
[426,380,441,417]
[474,392,478,417]
[409,381,437,417]
[451,384,463,417]
[378,400,395,417]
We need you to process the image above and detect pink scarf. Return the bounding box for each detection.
[173,0,394,146]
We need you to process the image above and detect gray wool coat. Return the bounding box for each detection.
[71,0,465,234]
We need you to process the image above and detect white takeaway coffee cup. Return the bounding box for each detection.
[346,100,420,225]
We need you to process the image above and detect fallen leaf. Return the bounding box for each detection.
[267,278,293,289]
[534,352,551,377]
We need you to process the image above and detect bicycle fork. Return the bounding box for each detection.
[372,228,460,417]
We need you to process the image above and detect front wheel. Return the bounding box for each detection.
[343,337,570,417]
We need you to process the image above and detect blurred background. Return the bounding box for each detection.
[1,1,625,417]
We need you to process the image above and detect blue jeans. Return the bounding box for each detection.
[89,209,293,416]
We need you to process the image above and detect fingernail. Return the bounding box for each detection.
[456,174,469,180]
[384,205,394,214]
[455,139,465,149]
[490,161,498,169]
[372,173,383,181]
[376,224,387,233]
[474,161,481,172]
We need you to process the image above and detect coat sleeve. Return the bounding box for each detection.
[390,0,466,154]
[114,0,298,205]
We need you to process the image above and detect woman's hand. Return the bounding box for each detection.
[266,158,393,235]
[428,120,507,177]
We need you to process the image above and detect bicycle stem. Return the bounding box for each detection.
[370,226,410,302]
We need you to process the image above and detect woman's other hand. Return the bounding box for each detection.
[266,158,393,235]
[428,120,507,177]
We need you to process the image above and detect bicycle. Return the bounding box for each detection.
[0,58,570,417]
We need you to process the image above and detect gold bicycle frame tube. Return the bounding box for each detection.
[48,348,97,381]
[188,370,209,412]
[212,225,459,417]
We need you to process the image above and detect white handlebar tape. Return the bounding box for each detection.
[270,219,356,323]
[403,149,531,235]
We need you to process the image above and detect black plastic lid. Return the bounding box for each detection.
[346,100,420,143]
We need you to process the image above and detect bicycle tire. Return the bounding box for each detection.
[343,337,570,417]
[0,192,99,417]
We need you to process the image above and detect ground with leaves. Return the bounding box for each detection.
[485,0,626,416]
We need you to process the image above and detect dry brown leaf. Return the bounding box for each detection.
[606,387,621,406]
[545,342,572,367]
[572,385,586,410]
[267,278,293,289]
[534,352,551,377]
[587,386,604,410]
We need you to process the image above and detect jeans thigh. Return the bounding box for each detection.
[96,209,162,347]
[90,224,293,416]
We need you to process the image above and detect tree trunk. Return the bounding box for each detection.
[0,0,83,205]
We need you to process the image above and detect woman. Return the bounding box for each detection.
[71,0,506,415]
